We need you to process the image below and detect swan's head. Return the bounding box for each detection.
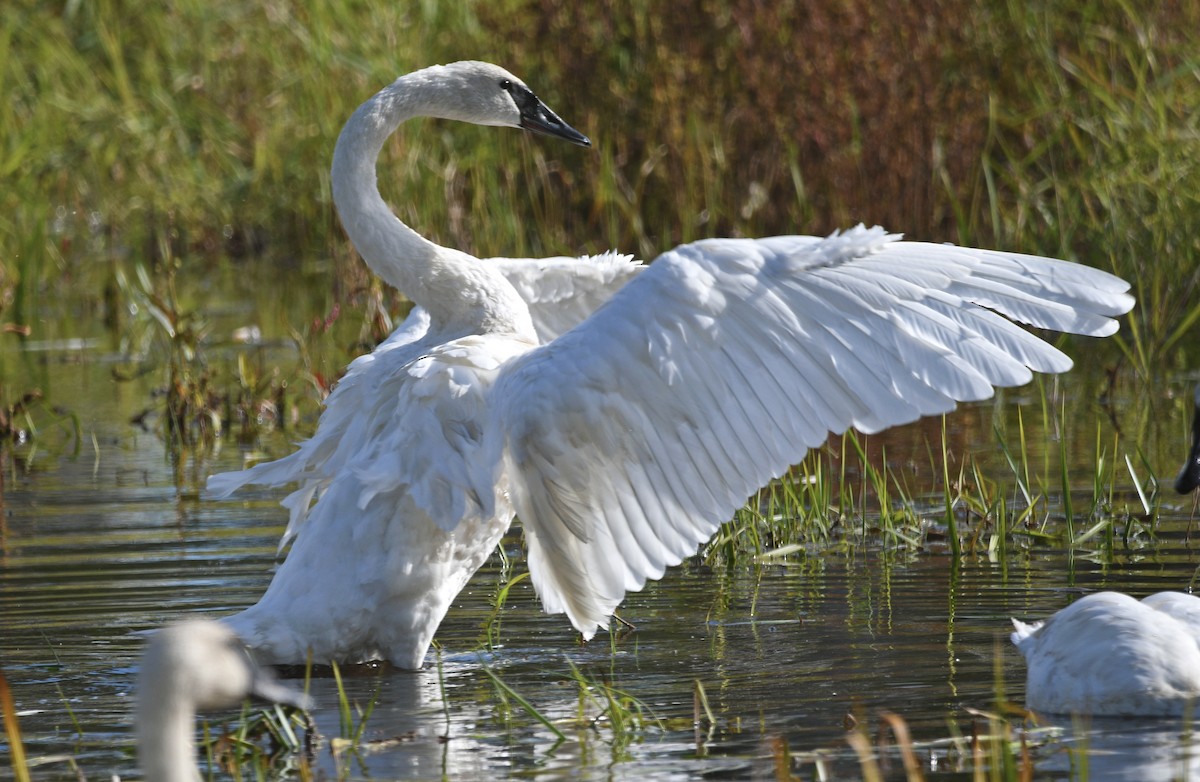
[137,619,310,714]
[420,61,590,147]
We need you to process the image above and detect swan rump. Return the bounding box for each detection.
[209,61,1134,668]
[1011,592,1200,716]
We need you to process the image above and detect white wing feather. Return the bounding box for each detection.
[351,334,533,529]
[494,225,1133,636]
[490,252,642,341]
[207,307,437,550]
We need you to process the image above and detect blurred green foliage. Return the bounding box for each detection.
[2,0,1198,374]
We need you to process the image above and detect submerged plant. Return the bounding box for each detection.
[478,656,661,756]
[480,659,568,742]
[0,387,80,447]
[564,659,659,754]
[203,702,311,780]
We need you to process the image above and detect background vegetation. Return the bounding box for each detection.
[2,0,1199,425]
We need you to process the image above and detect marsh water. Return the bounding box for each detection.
[3,299,1199,781]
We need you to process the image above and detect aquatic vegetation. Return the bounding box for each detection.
[480,655,661,761]
[1,668,31,782]
[977,1,1200,375]
[477,569,530,654]
[203,703,311,781]
[0,389,64,445]
[701,401,1144,570]
[481,661,569,743]
[113,262,221,444]
[111,258,337,448]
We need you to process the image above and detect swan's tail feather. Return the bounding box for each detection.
[208,454,325,553]
[207,452,309,497]
[1010,617,1042,651]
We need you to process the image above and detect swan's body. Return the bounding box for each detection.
[1011,592,1200,716]
[136,619,309,782]
[1176,384,1200,493]
[209,61,1134,668]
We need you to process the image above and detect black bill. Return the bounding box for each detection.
[513,85,590,147]
[1176,384,1200,494]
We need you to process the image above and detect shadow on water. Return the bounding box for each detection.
[2,333,1200,780]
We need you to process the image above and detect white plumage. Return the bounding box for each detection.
[1012,592,1200,716]
[209,61,1134,667]
[136,619,308,782]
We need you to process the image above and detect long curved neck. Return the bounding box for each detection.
[137,695,201,782]
[331,70,534,338]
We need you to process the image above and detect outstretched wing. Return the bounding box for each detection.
[493,225,1133,636]
[491,252,642,341]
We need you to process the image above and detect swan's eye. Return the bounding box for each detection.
[499,79,513,92]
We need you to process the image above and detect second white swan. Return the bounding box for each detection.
[209,61,1135,668]
[1012,592,1200,716]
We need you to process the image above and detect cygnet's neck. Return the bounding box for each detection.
[137,692,203,782]
[331,68,534,338]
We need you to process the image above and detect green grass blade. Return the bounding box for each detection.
[478,659,567,742]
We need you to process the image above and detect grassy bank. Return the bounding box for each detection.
[3,1,1198,348]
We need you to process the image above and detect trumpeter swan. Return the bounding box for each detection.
[1011,592,1200,716]
[136,619,309,782]
[1177,384,1200,493]
[208,60,1134,668]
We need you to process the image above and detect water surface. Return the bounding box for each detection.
[3,331,1199,781]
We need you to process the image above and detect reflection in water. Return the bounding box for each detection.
[3,358,1200,779]
[1031,716,1200,782]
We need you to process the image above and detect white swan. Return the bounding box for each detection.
[136,619,309,782]
[208,60,1134,668]
[1177,383,1200,493]
[1011,592,1200,716]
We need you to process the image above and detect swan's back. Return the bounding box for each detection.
[1012,592,1200,716]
